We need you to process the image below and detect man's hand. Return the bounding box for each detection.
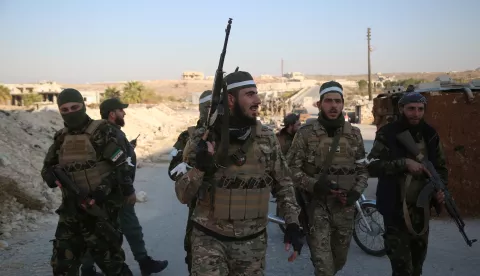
[125,193,137,205]
[435,190,445,204]
[332,190,347,205]
[283,223,303,262]
[405,158,431,176]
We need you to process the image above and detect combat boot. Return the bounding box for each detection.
[80,266,104,276]
[138,256,168,275]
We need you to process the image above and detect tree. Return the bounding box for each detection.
[22,93,42,106]
[103,86,121,100]
[121,81,155,104]
[357,80,368,91]
[0,85,11,105]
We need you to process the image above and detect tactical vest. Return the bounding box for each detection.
[302,122,357,191]
[202,122,273,221]
[402,139,428,205]
[57,120,114,193]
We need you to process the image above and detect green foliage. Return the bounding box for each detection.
[103,86,121,101]
[280,89,301,99]
[22,93,42,106]
[0,85,11,104]
[357,80,368,91]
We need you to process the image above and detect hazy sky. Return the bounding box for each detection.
[1,0,478,83]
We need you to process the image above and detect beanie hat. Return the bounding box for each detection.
[319,81,343,98]
[224,71,256,93]
[199,90,212,105]
[57,88,84,107]
[398,92,427,107]
[283,113,300,126]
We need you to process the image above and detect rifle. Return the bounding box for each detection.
[130,133,140,149]
[396,130,477,247]
[52,167,123,246]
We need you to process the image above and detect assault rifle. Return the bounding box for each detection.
[396,130,477,247]
[52,167,122,246]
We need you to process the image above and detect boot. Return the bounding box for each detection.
[138,256,168,276]
[81,266,104,276]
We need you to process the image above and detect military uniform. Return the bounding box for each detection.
[286,81,368,276]
[168,91,212,274]
[81,97,167,276]
[367,92,448,276]
[41,89,133,276]
[175,71,302,276]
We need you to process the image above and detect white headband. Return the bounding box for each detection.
[199,94,212,104]
[227,80,256,90]
[320,86,343,96]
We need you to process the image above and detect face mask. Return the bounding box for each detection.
[62,108,87,129]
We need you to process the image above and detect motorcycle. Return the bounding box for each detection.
[268,193,386,257]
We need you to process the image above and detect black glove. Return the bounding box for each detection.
[345,190,361,206]
[283,223,304,255]
[313,180,332,196]
[195,139,215,172]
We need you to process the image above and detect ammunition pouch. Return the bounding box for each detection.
[302,163,320,177]
[212,175,273,220]
[65,161,113,193]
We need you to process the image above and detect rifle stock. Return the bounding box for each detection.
[395,130,477,247]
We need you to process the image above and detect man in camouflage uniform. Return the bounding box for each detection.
[41,89,133,276]
[286,81,369,276]
[367,92,447,276]
[167,90,212,274]
[276,113,300,156]
[175,70,303,276]
[81,98,168,276]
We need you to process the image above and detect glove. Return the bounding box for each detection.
[313,180,332,196]
[345,190,361,206]
[195,139,215,172]
[283,223,304,255]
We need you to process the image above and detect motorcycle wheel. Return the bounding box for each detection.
[352,202,386,257]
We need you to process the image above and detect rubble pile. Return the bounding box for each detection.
[0,104,197,241]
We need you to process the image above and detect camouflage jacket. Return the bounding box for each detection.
[276,128,295,156]
[175,122,300,237]
[41,117,135,210]
[286,120,369,196]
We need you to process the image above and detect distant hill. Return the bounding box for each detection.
[306,70,480,82]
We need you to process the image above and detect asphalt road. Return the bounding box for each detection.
[1,125,479,276]
[292,86,320,115]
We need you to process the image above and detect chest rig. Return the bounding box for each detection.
[207,122,273,221]
[57,120,114,193]
[303,122,357,191]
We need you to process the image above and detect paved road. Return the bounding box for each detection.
[1,125,479,275]
[291,86,320,115]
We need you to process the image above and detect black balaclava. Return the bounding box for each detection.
[57,88,88,130]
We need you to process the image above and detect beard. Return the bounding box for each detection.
[115,117,125,127]
[229,100,257,128]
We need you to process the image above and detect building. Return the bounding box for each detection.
[182,71,204,80]
[3,81,62,106]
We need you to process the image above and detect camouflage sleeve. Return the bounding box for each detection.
[168,130,190,179]
[268,132,301,225]
[366,129,406,177]
[174,128,205,204]
[93,123,135,197]
[435,141,448,186]
[173,130,190,151]
[40,130,63,186]
[351,126,369,194]
[285,130,317,193]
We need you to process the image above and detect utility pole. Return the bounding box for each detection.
[367,28,372,100]
[281,58,284,83]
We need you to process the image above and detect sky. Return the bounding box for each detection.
[1,0,479,83]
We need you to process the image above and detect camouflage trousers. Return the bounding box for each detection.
[184,197,197,273]
[51,210,132,276]
[190,227,267,276]
[81,203,148,269]
[383,206,429,276]
[306,203,355,276]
